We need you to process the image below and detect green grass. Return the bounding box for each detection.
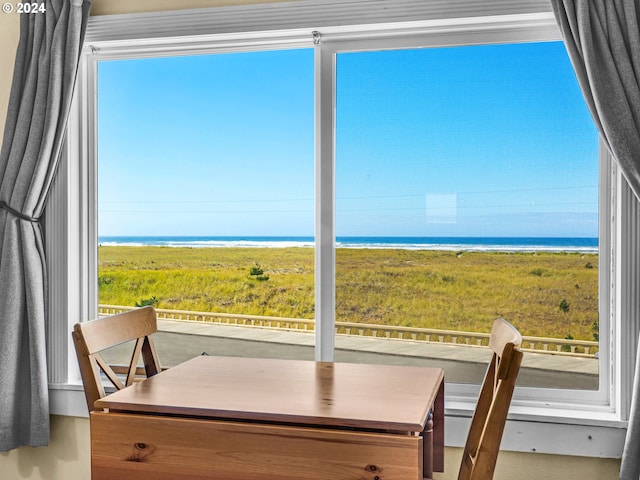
[98,246,598,340]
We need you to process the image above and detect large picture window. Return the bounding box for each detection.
[48,2,633,457]
[93,39,601,393]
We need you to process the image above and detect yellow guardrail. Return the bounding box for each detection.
[98,304,599,358]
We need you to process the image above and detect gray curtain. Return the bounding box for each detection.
[550,1,640,478]
[0,0,91,451]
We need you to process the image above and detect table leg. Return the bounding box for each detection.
[433,381,445,472]
[422,411,434,479]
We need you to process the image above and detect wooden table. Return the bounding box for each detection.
[91,355,444,480]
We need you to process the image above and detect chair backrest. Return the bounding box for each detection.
[458,318,523,480]
[72,306,162,412]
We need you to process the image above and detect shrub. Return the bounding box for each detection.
[249,263,264,276]
[561,333,574,352]
[249,263,269,281]
[135,296,159,307]
[559,299,570,313]
[98,275,114,287]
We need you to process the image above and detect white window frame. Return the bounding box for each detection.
[45,0,636,458]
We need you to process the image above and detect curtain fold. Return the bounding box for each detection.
[550,1,640,478]
[0,0,91,451]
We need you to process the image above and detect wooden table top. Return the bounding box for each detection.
[95,355,444,432]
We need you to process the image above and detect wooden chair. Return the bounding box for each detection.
[72,306,163,413]
[458,317,523,480]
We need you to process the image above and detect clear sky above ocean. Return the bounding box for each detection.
[97,41,599,238]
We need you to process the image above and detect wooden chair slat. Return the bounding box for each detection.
[111,365,147,376]
[78,306,157,354]
[142,335,162,377]
[94,354,125,390]
[126,337,145,387]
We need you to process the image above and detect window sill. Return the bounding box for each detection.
[50,384,626,458]
[49,383,88,418]
[446,399,625,458]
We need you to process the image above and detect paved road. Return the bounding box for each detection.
[99,320,599,390]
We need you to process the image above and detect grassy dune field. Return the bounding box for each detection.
[98,246,598,340]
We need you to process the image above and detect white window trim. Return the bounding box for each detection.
[45,0,636,458]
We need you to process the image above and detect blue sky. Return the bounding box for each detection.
[98,41,598,238]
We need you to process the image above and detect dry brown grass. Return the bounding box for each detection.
[98,246,598,340]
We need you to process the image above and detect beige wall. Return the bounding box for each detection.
[0,416,90,480]
[0,8,19,138]
[0,1,623,478]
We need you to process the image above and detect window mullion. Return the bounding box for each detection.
[315,41,336,361]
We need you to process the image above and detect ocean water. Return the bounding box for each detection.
[98,236,598,253]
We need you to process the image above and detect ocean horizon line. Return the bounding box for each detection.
[98,235,599,253]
